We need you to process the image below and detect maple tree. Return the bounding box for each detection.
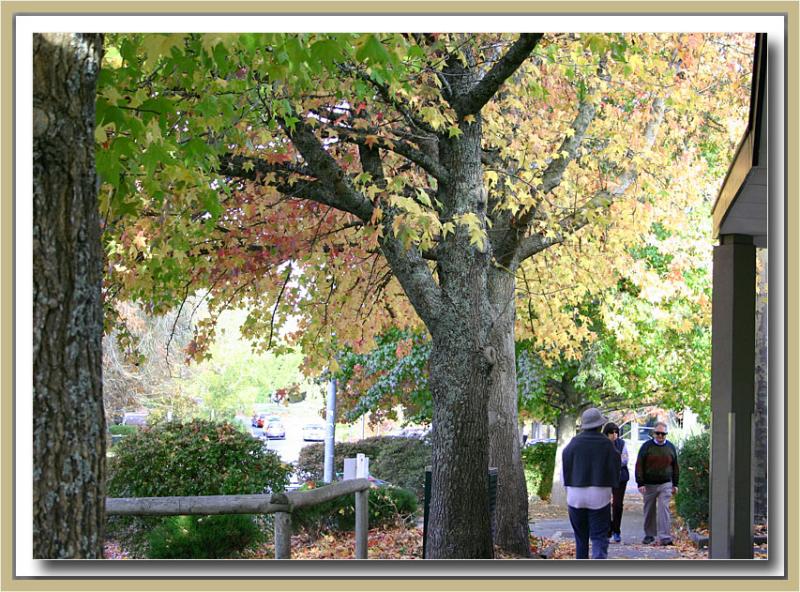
[98,32,752,558]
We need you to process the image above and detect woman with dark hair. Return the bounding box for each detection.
[603,422,629,543]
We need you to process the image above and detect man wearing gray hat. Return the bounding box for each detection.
[561,407,621,559]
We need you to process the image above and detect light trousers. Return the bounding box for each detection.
[642,482,674,541]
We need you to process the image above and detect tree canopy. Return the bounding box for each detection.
[99,32,750,364]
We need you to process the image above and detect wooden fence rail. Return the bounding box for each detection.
[106,477,371,559]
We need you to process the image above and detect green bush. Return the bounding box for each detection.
[296,436,431,500]
[521,442,556,501]
[109,424,139,437]
[675,430,710,529]
[146,514,264,559]
[107,419,291,558]
[292,484,418,537]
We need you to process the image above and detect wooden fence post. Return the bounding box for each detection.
[354,454,369,559]
[274,511,291,559]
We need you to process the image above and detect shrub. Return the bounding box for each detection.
[675,430,710,530]
[146,514,264,559]
[109,424,139,437]
[292,484,418,537]
[295,436,431,500]
[107,419,291,558]
[521,442,556,501]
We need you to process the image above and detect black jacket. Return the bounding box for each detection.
[562,430,621,488]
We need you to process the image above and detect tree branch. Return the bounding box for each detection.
[345,65,439,137]
[278,111,443,329]
[516,97,666,262]
[335,127,448,182]
[276,114,375,222]
[219,154,312,178]
[489,97,597,267]
[454,33,543,116]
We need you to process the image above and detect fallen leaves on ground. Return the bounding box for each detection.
[242,525,423,559]
[103,540,131,559]
[105,519,767,560]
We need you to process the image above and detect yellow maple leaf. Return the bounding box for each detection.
[133,231,148,250]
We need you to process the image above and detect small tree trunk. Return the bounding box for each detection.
[487,267,530,556]
[549,410,578,507]
[33,33,106,558]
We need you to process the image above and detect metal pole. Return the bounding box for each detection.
[323,378,337,483]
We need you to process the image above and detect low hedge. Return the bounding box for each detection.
[521,442,557,501]
[296,436,431,501]
[108,424,139,437]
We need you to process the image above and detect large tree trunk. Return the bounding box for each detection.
[487,267,530,556]
[753,248,768,524]
[549,410,579,507]
[33,33,106,558]
[427,324,494,558]
[425,238,494,559]
[422,88,495,558]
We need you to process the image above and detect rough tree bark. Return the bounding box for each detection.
[33,33,106,558]
[487,267,530,556]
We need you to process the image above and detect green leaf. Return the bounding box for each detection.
[310,39,342,68]
[356,34,390,65]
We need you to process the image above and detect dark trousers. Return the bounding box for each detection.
[609,481,627,535]
[568,504,611,559]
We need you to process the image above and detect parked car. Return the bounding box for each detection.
[302,422,326,441]
[122,412,149,427]
[264,418,286,440]
[252,414,268,428]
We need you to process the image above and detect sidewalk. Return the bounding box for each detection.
[529,490,683,559]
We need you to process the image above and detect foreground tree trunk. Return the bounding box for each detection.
[487,268,531,556]
[32,33,106,558]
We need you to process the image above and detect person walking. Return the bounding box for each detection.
[562,408,621,559]
[603,422,629,543]
[635,421,680,545]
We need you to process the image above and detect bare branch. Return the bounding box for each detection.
[267,266,292,350]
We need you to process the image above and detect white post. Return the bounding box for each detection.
[323,378,337,483]
[355,454,369,559]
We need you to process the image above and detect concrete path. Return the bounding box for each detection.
[529,491,682,559]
